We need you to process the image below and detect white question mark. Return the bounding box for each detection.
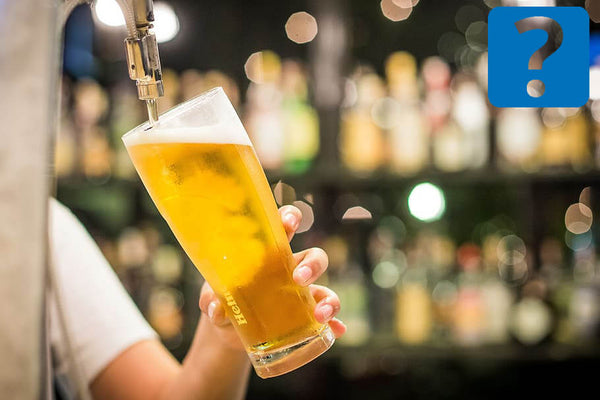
[515,17,564,98]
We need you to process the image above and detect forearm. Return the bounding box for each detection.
[158,317,251,400]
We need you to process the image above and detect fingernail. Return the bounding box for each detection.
[295,265,312,284]
[208,301,217,320]
[320,304,334,321]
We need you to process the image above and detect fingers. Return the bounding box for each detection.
[279,205,302,241]
[198,282,231,327]
[309,283,346,338]
[310,284,341,324]
[293,247,329,286]
[328,318,347,339]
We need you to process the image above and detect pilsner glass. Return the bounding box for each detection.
[122,87,334,378]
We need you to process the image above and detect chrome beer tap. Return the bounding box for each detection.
[63,0,165,125]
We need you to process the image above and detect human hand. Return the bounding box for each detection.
[198,205,346,351]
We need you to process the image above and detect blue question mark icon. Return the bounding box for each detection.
[488,7,589,108]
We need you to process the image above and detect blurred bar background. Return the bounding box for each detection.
[54,0,600,398]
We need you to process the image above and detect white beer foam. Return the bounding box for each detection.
[122,123,252,147]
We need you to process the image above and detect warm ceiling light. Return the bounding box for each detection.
[94,0,125,27]
[153,2,180,43]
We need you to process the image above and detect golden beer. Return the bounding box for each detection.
[123,88,333,378]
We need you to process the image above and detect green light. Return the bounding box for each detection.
[408,182,445,222]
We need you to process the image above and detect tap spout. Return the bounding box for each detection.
[118,0,164,124]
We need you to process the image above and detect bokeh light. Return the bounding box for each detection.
[94,0,125,27]
[579,187,591,207]
[153,2,180,43]
[497,235,526,265]
[565,203,593,234]
[437,32,466,64]
[372,260,401,289]
[455,5,485,33]
[498,260,529,285]
[496,235,529,285]
[465,21,488,51]
[510,297,553,345]
[292,200,315,233]
[587,0,600,23]
[244,50,282,84]
[272,181,297,206]
[393,0,419,7]
[94,0,179,43]
[541,108,567,129]
[591,100,600,122]
[285,11,318,44]
[565,230,593,252]
[484,0,502,8]
[408,183,445,222]
[342,206,373,221]
[503,0,555,5]
[380,0,412,22]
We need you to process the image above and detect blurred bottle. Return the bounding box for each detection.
[180,69,205,101]
[148,286,184,343]
[568,249,600,343]
[453,243,485,346]
[451,73,490,169]
[590,100,600,167]
[110,82,144,179]
[55,76,77,178]
[481,274,514,344]
[422,58,467,172]
[384,52,428,175]
[480,234,514,344]
[73,79,113,180]
[244,51,285,171]
[323,235,370,346]
[429,234,457,344]
[340,67,386,176]
[510,278,554,346]
[496,108,542,172]
[81,127,113,180]
[395,265,433,345]
[540,108,592,171]
[538,237,573,343]
[151,244,184,286]
[156,68,181,114]
[280,60,319,174]
[422,57,452,133]
[116,227,151,307]
[201,70,241,111]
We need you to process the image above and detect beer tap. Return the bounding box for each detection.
[63,0,165,125]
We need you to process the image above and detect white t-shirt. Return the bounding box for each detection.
[48,198,157,396]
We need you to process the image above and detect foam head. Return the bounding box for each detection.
[122,87,251,147]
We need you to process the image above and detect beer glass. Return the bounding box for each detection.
[122,87,334,378]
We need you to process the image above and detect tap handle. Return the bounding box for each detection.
[124,31,164,100]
